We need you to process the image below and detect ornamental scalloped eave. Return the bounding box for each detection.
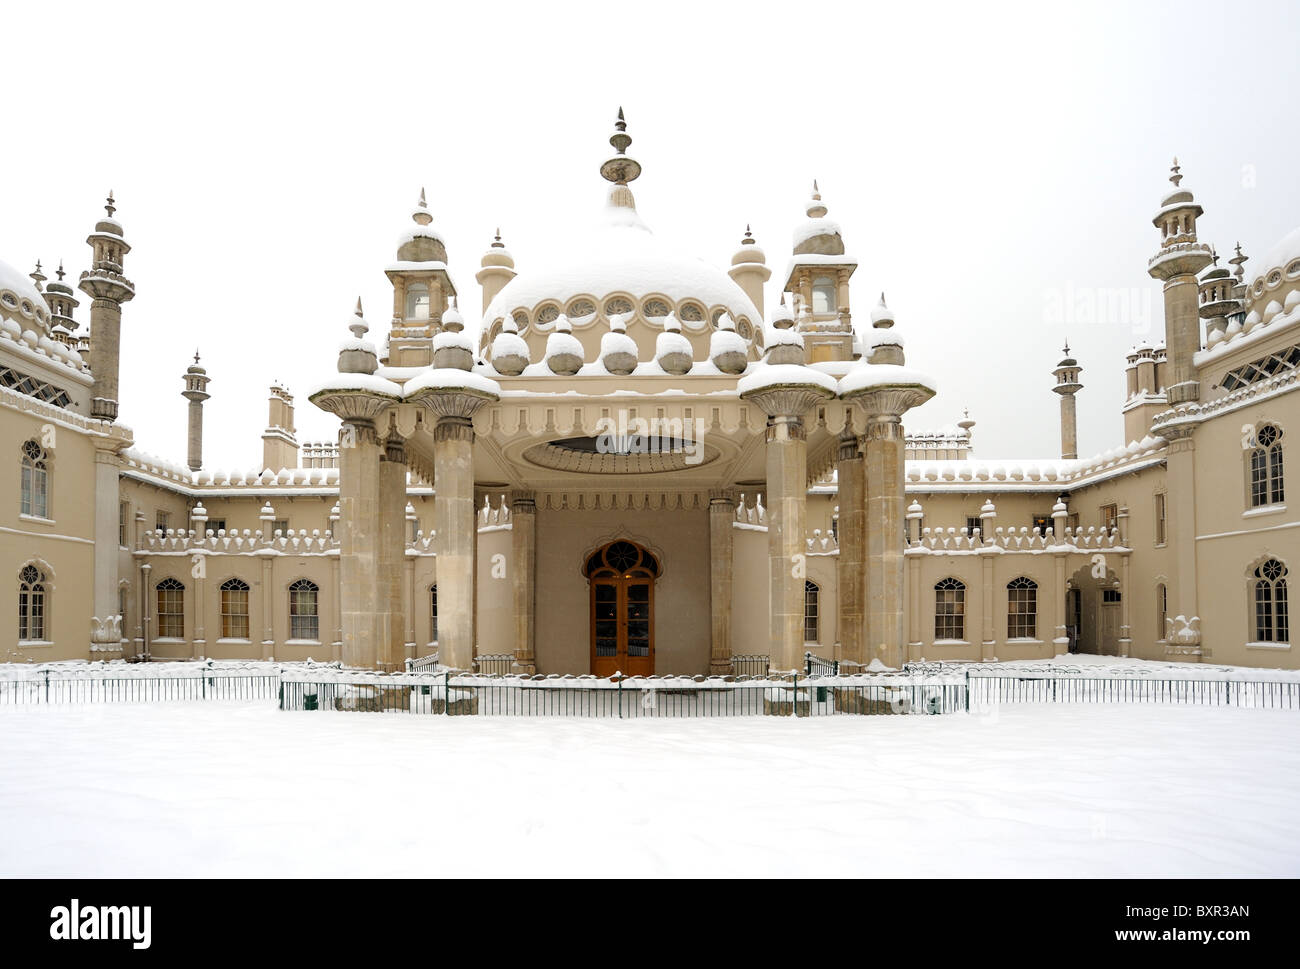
[480,208,761,335]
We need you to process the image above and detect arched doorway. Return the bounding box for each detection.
[1066,562,1123,655]
[585,540,660,677]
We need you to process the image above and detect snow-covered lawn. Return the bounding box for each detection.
[2,701,1298,877]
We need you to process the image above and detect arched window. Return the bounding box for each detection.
[156,578,185,639]
[430,585,438,643]
[935,578,965,640]
[406,283,430,321]
[220,578,250,640]
[804,580,820,643]
[1253,559,1289,644]
[20,440,49,518]
[811,276,836,315]
[1249,425,1285,508]
[289,579,320,640]
[1156,583,1167,641]
[18,564,47,641]
[1008,577,1038,639]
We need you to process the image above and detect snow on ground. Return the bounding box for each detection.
[2,701,1298,877]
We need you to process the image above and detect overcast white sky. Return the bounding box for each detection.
[4,0,1297,470]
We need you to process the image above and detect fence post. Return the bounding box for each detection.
[44,669,49,704]
[444,671,450,716]
[618,676,623,719]
[792,672,799,717]
[964,671,970,713]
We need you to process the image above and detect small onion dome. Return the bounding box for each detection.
[433,297,474,371]
[397,187,447,263]
[1057,342,1077,368]
[655,310,693,375]
[980,497,997,518]
[1159,157,1195,208]
[545,313,584,375]
[731,225,766,267]
[957,408,976,434]
[793,180,845,257]
[710,312,748,375]
[338,297,378,375]
[870,293,894,327]
[490,316,530,376]
[481,228,515,270]
[600,312,638,376]
[906,499,923,520]
[764,315,805,366]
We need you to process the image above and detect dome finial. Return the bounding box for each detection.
[55,260,65,282]
[412,188,433,226]
[1169,157,1182,188]
[30,260,45,290]
[812,179,820,200]
[742,224,755,245]
[194,349,201,366]
[1229,241,1248,280]
[601,107,641,188]
[105,191,116,218]
[350,297,368,339]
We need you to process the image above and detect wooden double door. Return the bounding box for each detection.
[586,540,659,677]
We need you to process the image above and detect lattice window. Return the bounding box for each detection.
[1008,577,1038,639]
[1221,344,1300,391]
[156,578,185,639]
[965,516,983,538]
[288,579,319,640]
[1100,504,1118,534]
[220,578,250,639]
[0,366,73,408]
[155,510,170,533]
[21,440,49,518]
[603,297,633,317]
[935,578,965,640]
[1254,559,1289,643]
[18,564,47,641]
[642,298,671,319]
[804,581,820,643]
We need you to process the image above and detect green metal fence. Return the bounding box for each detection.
[0,660,321,706]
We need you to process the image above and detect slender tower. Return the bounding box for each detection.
[1052,343,1083,459]
[1147,159,1212,404]
[182,352,211,471]
[476,229,516,317]
[78,192,135,421]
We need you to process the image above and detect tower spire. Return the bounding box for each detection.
[601,107,642,208]
[1169,157,1182,188]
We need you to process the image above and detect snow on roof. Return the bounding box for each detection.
[0,258,47,312]
[307,373,403,398]
[737,362,838,396]
[403,368,501,397]
[903,435,1166,488]
[793,217,842,249]
[482,192,761,328]
[782,251,858,284]
[839,363,936,396]
[1255,223,1300,279]
[1194,294,1300,365]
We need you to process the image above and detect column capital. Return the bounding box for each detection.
[433,415,475,444]
[740,383,834,421]
[836,430,862,462]
[708,488,738,508]
[509,489,537,513]
[862,415,904,442]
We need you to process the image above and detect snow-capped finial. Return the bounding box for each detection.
[349,298,368,339]
[812,179,820,199]
[769,291,795,328]
[55,260,65,282]
[412,188,433,226]
[958,407,976,432]
[601,107,641,187]
[870,292,894,327]
[1169,157,1182,188]
[663,310,681,333]
[105,191,116,218]
[805,180,829,219]
[742,224,756,245]
[717,311,736,332]
[441,295,465,332]
[193,350,201,365]
[608,311,627,334]
[1229,241,1248,281]
[1063,340,1071,356]
[30,261,45,290]
[492,227,504,248]
[1210,245,1219,266]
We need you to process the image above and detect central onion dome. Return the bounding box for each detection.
[481,111,761,361]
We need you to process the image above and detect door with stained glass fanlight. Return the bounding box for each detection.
[586,540,659,677]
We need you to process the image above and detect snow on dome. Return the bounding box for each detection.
[737,363,838,396]
[1258,223,1300,277]
[869,294,894,326]
[402,368,501,398]
[482,190,760,328]
[0,258,51,329]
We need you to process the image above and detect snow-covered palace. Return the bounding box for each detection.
[4,114,1297,673]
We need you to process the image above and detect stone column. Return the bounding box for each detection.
[260,554,274,659]
[378,434,408,671]
[834,431,866,665]
[329,554,342,663]
[708,489,737,675]
[907,554,922,656]
[766,413,810,671]
[862,415,908,668]
[979,549,996,661]
[1161,429,1200,659]
[1119,553,1132,657]
[433,416,476,670]
[139,562,152,659]
[338,418,383,668]
[1052,552,1068,649]
[740,381,832,672]
[191,552,206,658]
[90,441,124,652]
[511,491,538,674]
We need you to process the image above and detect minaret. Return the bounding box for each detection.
[42,261,81,346]
[476,228,516,316]
[1147,158,1212,405]
[728,225,770,319]
[78,192,135,421]
[1198,249,1241,350]
[1051,343,1083,460]
[182,352,211,471]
